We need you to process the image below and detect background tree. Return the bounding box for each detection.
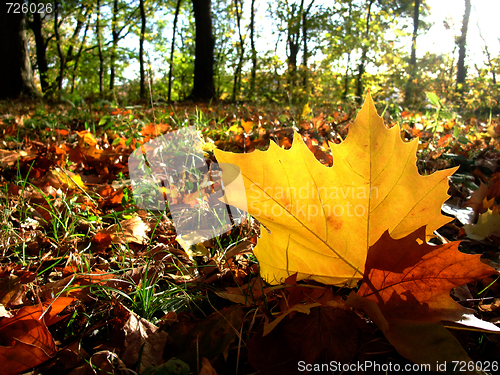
[29,7,50,94]
[0,1,39,99]
[356,0,375,103]
[249,0,257,93]
[168,0,183,101]
[456,0,471,88]
[110,0,135,91]
[139,0,147,99]
[191,0,215,100]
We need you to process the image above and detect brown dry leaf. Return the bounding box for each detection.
[101,214,149,245]
[463,182,488,221]
[163,306,245,370]
[114,302,168,369]
[479,299,500,312]
[0,304,13,318]
[248,306,361,375]
[464,209,500,240]
[0,149,36,168]
[347,227,499,372]
[0,274,27,308]
[199,358,218,375]
[487,172,500,200]
[0,298,74,375]
[215,276,268,307]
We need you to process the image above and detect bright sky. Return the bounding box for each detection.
[420,0,500,67]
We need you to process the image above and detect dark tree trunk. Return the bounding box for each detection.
[191,0,215,101]
[168,0,182,102]
[0,2,39,99]
[139,0,147,99]
[96,0,104,95]
[54,0,65,91]
[232,0,245,101]
[342,1,353,99]
[301,1,315,88]
[356,0,374,103]
[286,0,303,88]
[250,0,257,92]
[404,0,420,105]
[456,0,471,87]
[31,12,49,94]
[110,0,119,91]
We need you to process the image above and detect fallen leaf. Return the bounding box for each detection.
[0,149,36,168]
[114,302,168,370]
[100,214,149,245]
[199,358,218,375]
[77,130,98,147]
[215,93,456,286]
[0,298,75,375]
[347,227,499,371]
[463,182,489,221]
[464,209,500,240]
[142,358,190,375]
[248,306,360,375]
[163,306,245,370]
[263,302,321,336]
[240,119,254,133]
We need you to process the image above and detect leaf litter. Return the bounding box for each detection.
[0,96,499,374]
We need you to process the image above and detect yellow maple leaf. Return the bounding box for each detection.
[214,93,456,286]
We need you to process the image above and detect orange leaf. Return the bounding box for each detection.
[347,227,499,371]
[0,301,72,375]
[77,130,98,147]
[358,226,496,321]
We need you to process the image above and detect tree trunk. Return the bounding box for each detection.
[456,0,471,87]
[0,1,39,99]
[191,0,215,101]
[110,0,119,91]
[96,0,104,95]
[55,0,85,92]
[301,0,315,88]
[139,0,147,99]
[54,0,65,91]
[342,0,353,99]
[71,17,91,94]
[250,0,257,93]
[404,0,420,105]
[356,0,374,103]
[31,12,49,94]
[287,0,303,89]
[232,0,245,101]
[168,0,182,102]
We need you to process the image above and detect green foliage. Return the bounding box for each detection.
[16,0,499,114]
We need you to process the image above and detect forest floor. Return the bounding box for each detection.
[0,97,500,375]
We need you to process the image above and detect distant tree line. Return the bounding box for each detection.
[0,0,496,112]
